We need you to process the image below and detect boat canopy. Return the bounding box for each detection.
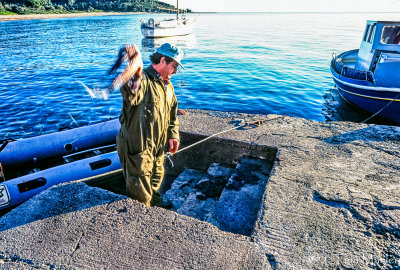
[158,19,179,28]
[355,20,400,70]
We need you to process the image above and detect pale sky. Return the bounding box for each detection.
[163,0,400,13]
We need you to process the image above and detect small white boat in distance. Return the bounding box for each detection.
[141,0,197,38]
[141,17,196,38]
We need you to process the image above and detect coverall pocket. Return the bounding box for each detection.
[126,148,154,176]
[143,101,158,123]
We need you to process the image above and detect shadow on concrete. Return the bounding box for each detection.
[0,182,127,232]
[322,126,400,145]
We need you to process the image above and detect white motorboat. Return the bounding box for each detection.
[141,0,196,38]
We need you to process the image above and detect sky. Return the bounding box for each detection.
[162,0,400,13]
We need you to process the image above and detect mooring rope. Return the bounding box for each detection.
[0,138,16,154]
[361,92,400,124]
[164,116,284,167]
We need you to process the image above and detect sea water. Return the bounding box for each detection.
[1,12,399,139]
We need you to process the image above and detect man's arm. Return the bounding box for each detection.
[120,75,147,107]
[112,44,147,106]
[167,96,180,154]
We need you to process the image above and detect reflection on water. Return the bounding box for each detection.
[322,87,398,126]
[141,34,197,52]
[2,13,400,140]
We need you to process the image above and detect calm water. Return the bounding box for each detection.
[1,12,399,140]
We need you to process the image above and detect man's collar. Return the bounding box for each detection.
[144,65,160,80]
[145,65,170,86]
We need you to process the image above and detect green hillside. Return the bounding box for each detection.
[0,0,191,15]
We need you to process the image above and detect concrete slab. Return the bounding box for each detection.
[0,183,268,269]
[178,110,400,269]
[0,109,399,269]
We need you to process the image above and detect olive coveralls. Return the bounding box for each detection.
[116,66,179,206]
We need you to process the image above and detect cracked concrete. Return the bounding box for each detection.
[0,109,399,269]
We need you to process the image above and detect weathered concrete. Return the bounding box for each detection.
[163,168,205,210]
[0,182,127,232]
[0,109,400,269]
[0,183,268,269]
[208,157,273,236]
[175,163,233,221]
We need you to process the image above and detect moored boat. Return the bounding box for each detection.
[141,0,196,38]
[0,118,120,172]
[0,149,121,210]
[330,20,400,124]
[141,17,196,38]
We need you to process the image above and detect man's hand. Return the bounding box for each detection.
[111,44,143,91]
[169,139,179,154]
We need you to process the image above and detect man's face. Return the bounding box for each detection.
[158,57,179,81]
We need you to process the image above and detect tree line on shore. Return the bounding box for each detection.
[0,0,191,15]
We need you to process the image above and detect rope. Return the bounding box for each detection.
[361,92,400,123]
[164,116,284,167]
[69,113,80,127]
[0,139,16,154]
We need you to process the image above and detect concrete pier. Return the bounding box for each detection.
[0,109,399,269]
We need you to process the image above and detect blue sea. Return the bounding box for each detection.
[1,12,399,140]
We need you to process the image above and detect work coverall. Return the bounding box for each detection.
[116,65,179,206]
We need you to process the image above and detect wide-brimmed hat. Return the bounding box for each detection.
[156,43,184,68]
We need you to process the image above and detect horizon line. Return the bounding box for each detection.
[190,11,400,14]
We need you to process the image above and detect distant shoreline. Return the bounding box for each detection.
[0,12,144,22]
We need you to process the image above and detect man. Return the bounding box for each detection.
[114,43,183,206]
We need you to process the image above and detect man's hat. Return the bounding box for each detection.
[156,43,184,68]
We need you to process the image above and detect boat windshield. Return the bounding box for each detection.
[381,25,400,44]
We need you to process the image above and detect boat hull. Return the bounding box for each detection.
[330,52,400,124]
[141,18,196,38]
[0,151,122,210]
[0,118,120,170]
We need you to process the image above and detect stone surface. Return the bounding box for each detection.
[0,182,127,232]
[0,183,269,269]
[177,163,233,221]
[208,157,273,236]
[0,109,399,269]
[179,110,400,269]
[162,168,204,210]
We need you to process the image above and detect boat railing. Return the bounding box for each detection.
[379,54,400,63]
[331,54,341,73]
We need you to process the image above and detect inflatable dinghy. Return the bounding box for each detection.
[0,118,120,171]
[0,150,121,210]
